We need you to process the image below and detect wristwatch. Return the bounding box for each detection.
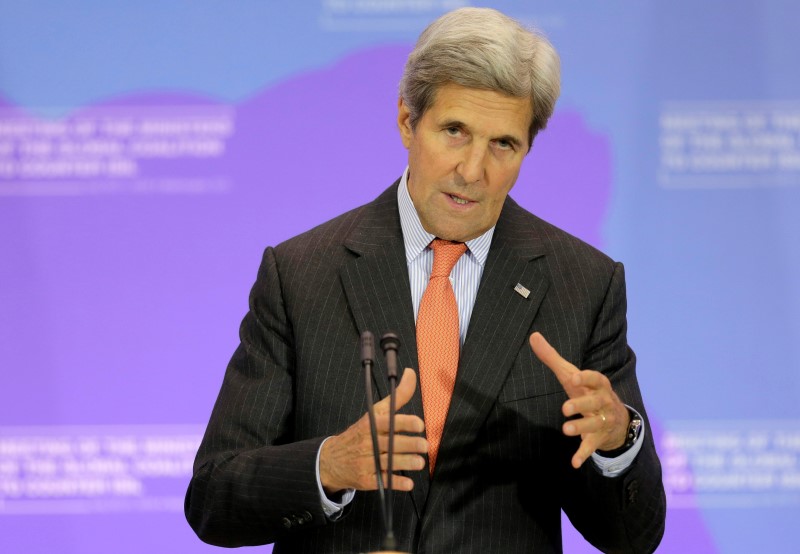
[596,408,643,457]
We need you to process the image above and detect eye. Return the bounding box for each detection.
[494,138,514,151]
[445,126,462,137]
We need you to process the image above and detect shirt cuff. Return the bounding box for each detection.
[590,406,646,477]
[315,437,355,519]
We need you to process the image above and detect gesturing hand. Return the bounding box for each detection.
[529,332,630,469]
[319,368,428,494]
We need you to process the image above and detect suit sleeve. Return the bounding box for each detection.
[560,262,667,554]
[184,246,333,547]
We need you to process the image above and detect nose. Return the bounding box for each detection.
[456,143,487,185]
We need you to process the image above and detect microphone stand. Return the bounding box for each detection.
[361,330,409,554]
[360,331,389,540]
[379,332,402,552]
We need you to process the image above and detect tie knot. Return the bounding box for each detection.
[430,239,467,277]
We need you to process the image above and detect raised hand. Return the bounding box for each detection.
[529,332,629,469]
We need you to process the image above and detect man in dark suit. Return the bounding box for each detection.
[185,7,666,553]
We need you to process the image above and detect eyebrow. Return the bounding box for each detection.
[439,119,525,149]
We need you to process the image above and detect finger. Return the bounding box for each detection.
[356,470,416,492]
[563,413,606,437]
[529,333,579,392]
[571,436,601,469]
[375,413,425,434]
[563,395,604,417]
[374,368,417,416]
[377,434,428,454]
[379,452,427,472]
[381,472,415,492]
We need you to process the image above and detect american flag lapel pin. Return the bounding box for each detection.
[514,283,530,299]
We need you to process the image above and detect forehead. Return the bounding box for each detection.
[425,83,532,142]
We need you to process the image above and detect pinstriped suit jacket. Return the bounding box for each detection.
[185,181,666,553]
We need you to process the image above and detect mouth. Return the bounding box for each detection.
[447,193,473,206]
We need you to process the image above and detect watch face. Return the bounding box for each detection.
[630,417,642,439]
[626,412,642,445]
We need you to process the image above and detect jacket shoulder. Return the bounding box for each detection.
[263,182,400,288]
[502,197,618,272]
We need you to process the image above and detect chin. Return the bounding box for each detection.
[426,218,480,242]
[441,231,473,243]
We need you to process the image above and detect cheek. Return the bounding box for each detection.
[419,138,457,171]
[482,181,516,218]
[484,198,505,222]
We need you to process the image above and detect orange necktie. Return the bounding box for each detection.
[417,239,467,474]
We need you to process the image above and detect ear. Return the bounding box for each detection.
[397,97,413,149]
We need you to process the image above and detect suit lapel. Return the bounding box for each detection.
[339,183,431,517]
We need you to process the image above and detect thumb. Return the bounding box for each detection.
[374,368,417,415]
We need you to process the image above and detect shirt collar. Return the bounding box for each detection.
[397,167,494,266]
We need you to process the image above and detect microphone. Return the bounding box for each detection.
[360,331,390,545]
[379,332,401,551]
[361,330,375,369]
[381,333,400,381]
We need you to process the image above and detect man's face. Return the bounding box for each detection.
[398,83,532,243]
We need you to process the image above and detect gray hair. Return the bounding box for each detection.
[399,7,561,149]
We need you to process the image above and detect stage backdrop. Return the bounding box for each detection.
[1,1,799,552]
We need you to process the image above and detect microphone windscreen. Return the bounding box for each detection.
[360,330,375,364]
[380,332,400,353]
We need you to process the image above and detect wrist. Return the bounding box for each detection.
[319,435,345,495]
[596,408,642,457]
